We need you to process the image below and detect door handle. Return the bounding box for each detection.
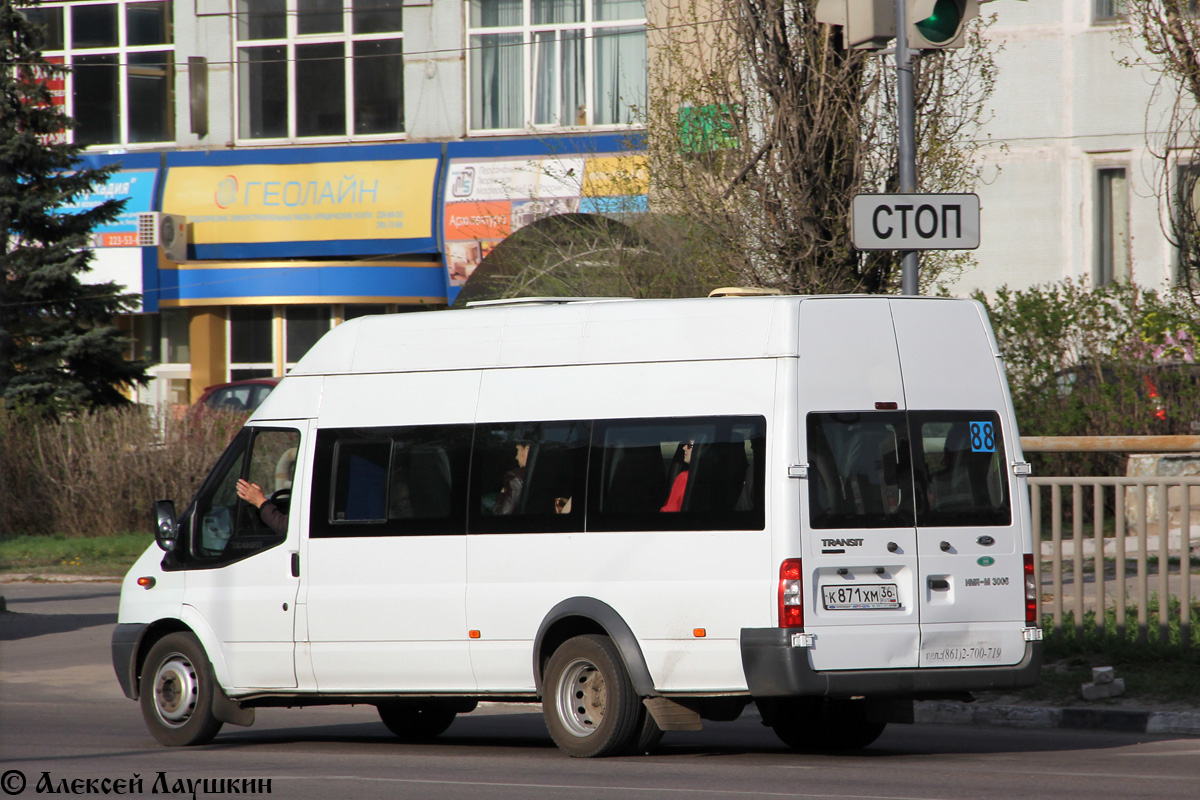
[929,578,950,591]
[290,552,300,578]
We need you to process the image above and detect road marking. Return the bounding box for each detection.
[1117,749,1200,757]
[295,776,948,800]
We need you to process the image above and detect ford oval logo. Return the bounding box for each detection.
[977,556,995,567]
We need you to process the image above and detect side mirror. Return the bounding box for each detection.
[155,500,178,552]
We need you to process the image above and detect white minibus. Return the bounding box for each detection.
[113,295,1041,756]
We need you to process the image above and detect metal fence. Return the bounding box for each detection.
[1024,437,1200,647]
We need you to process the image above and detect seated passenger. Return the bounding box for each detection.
[661,440,693,512]
[494,442,531,515]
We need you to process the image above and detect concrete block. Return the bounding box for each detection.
[1081,677,1126,701]
[1092,666,1116,684]
[1146,711,1200,736]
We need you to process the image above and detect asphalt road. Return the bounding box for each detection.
[2,583,1200,800]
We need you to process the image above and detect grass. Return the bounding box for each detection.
[984,655,1200,709]
[0,532,152,578]
[977,604,1200,709]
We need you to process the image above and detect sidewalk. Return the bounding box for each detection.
[914,699,1200,737]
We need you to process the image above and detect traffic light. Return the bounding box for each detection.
[906,0,979,50]
[814,0,895,51]
[814,1,980,52]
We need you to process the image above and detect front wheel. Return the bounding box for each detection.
[542,634,642,757]
[138,632,224,747]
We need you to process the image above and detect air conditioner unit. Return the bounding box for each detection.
[137,212,188,261]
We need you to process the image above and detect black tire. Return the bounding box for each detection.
[766,698,885,751]
[542,634,642,757]
[377,701,459,742]
[138,632,224,747]
[630,708,665,755]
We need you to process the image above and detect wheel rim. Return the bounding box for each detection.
[555,657,606,738]
[152,654,199,728]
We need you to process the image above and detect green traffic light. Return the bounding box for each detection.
[914,0,964,44]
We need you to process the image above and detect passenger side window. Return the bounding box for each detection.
[187,427,301,564]
[311,424,472,537]
[590,416,766,532]
[807,412,915,530]
[469,420,590,534]
[911,411,1010,527]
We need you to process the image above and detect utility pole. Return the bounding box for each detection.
[895,0,919,296]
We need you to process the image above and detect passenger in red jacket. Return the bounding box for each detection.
[661,440,693,512]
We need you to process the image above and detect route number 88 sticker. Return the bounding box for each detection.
[969,421,995,452]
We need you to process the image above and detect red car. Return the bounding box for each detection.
[193,377,280,414]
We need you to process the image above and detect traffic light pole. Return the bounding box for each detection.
[895,0,919,296]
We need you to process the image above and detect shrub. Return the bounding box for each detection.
[974,279,1200,476]
[0,406,243,538]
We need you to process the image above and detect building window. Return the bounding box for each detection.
[227,305,335,379]
[161,309,191,364]
[1096,167,1130,286]
[284,306,332,366]
[1094,1,1124,22]
[1175,163,1200,285]
[228,306,275,380]
[468,0,647,132]
[236,0,404,141]
[21,0,175,146]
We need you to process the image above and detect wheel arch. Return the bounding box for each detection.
[126,618,194,700]
[533,597,657,698]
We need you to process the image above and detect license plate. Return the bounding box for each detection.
[822,583,900,610]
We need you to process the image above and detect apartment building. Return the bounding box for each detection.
[955,0,1183,296]
[25,1,1192,407]
[27,0,649,408]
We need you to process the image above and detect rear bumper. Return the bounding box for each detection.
[112,623,147,700]
[740,627,1042,698]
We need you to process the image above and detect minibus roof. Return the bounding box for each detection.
[288,294,964,376]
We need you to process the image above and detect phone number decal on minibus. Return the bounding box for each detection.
[924,645,1003,663]
[821,583,901,610]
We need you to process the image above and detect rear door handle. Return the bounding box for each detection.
[929,578,950,591]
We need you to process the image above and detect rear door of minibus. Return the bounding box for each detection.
[890,300,1029,669]
[796,297,921,672]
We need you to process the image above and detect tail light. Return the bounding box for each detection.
[779,558,804,628]
[1023,553,1038,626]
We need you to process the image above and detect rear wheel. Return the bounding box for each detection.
[631,709,665,754]
[376,701,459,742]
[765,698,886,751]
[542,634,642,757]
[139,632,224,747]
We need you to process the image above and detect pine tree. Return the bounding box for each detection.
[1,1,148,413]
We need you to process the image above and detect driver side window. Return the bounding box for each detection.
[191,427,301,564]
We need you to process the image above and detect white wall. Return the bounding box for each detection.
[951,2,1179,296]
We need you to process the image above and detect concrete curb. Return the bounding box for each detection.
[914,700,1200,736]
[0,574,120,583]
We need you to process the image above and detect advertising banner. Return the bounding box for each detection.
[443,151,647,287]
[163,155,439,256]
[59,169,158,247]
